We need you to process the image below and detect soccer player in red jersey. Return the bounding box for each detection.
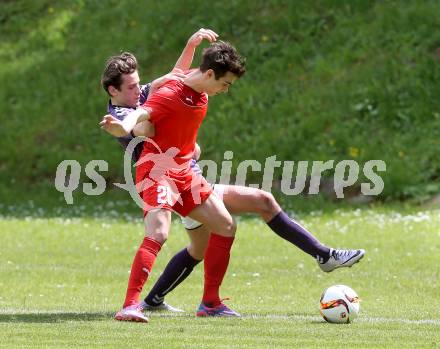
[101,35,365,322]
[101,41,246,322]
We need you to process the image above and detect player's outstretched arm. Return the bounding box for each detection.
[148,71,186,99]
[173,28,218,71]
[132,120,155,137]
[99,108,150,137]
[147,29,218,98]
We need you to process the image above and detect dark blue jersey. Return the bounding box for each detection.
[106,83,203,175]
[107,84,151,162]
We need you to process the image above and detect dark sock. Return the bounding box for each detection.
[144,248,200,306]
[267,211,331,262]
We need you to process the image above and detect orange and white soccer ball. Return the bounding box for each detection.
[319,285,360,323]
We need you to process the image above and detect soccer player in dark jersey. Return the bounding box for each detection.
[102,39,246,322]
[101,37,365,322]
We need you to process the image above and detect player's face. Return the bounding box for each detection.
[204,71,237,96]
[110,71,141,107]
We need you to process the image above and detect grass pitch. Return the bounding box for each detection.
[0,206,439,348]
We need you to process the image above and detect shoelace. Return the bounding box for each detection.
[202,298,232,310]
[333,249,354,260]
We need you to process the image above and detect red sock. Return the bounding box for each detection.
[123,237,162,308]
[202,233,234,307]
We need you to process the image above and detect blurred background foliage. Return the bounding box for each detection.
[0,0,439,208]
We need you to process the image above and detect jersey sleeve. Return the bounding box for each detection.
[108,103,132,122]
[191,159,203,176]
[139,83,151,105]
[105,103,144,162]
[141,86,178,124]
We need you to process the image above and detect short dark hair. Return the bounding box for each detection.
[101,52,138,95]
[200,41,246,79]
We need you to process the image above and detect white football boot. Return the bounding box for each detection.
[114,304,149,323]
[140,300,184,313]
[318,248,365,272]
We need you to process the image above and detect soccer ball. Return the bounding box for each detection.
[319,285,360,324]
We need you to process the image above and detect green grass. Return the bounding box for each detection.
[1,207,439,348]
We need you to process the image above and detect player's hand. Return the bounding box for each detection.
[151,70,186,93]
[99,114,129,137]
[187,28,218,48]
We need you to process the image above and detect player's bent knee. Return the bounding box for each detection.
[187,245,205,261]
[221,219,237,237]
[147,230,168,244]
[231,219,237,234]
[258,191,279,216]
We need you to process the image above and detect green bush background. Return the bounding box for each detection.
[1,0,439,203]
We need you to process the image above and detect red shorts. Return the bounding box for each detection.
[136,165,212,217]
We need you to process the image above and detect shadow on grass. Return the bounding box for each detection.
[0,312,115,323]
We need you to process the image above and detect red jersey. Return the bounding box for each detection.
[136,78,212,216]
[140,79,208,170]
